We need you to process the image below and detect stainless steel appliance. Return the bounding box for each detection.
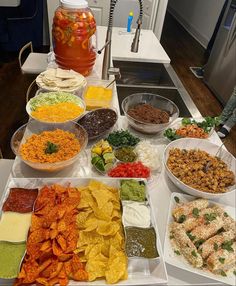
[204,0,236,105]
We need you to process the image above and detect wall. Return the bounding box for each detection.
[168,0,225,48]
[154,0,168,39]
[47,0,59,45]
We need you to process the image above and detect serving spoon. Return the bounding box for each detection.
[203,142,224,173]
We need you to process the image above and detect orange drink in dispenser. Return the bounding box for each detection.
[52,0,96,76]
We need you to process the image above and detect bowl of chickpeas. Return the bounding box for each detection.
[163,138,236,199]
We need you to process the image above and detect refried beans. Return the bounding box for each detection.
[127,103,170,124]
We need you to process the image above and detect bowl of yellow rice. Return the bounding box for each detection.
[11,119,88,172]
[26,91,86,123]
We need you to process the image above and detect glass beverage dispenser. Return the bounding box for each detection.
[52,0,96,76]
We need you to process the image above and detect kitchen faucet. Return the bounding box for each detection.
[98,0,143,80]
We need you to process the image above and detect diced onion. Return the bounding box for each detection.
[135,141,161,171]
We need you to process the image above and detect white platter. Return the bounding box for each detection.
[167,117,215,139]
[164,192,236,286]
[0,177,168,286]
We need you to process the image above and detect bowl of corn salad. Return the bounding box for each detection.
[26,91,86,123]
[11,119,88,171]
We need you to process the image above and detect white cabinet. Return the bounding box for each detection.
[46,0,167,43]
[46,0,59,44]
[87,0,110,26]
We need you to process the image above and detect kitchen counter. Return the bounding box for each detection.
[97,26,171,64]
[88,26,170,80]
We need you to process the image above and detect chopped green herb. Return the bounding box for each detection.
[191,250,197,257]
[204,213,217,224]
[233,270,236,276]
[169,235,174,239]
[221,240,233,252]
[174,196,180,203]
[192,208,199,218]
[186,231,196,241]
[45,142,59,154]
[214,243,218,251]
[174,250,181,255]
[106,130,140,148]
[194,239,205,248]
[223,212,229,217]
[220,270,227,277]
[164,128,181,141]
[181,118,192,125]
[178,215,186,223]
[181,117,220,133]
[219,257,225,264]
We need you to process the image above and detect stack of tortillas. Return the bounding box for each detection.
[36,68,86,92]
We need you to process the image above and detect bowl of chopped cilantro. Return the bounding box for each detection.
[106,129,140,148]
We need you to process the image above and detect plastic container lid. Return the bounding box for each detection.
[60,0,88,9]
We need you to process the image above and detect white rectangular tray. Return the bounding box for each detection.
[0,177,168,286]
[164,192,236,286]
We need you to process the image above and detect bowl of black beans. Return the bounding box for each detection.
[77,108,118,141]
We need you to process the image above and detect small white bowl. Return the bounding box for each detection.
[163,138,236,199]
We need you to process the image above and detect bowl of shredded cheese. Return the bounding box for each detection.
[11,119,88,172]
[26,91,86,123]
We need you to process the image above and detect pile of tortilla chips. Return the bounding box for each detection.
[75,180,128,284]
[15,184,88,286]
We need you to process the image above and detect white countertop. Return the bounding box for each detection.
[97,26,170,64]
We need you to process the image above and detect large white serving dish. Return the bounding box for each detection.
[0,177,168,286]
[164,192,236,286]
[163,138,236,199]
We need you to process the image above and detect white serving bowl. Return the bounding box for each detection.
[163,138,236,199]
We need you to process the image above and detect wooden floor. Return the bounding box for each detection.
[0,57,37,159]
[0,12,235,159]
[161,11,236,157]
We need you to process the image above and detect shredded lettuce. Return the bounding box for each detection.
[29,92,82,111]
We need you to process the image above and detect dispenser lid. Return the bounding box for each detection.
[60,0,88,9]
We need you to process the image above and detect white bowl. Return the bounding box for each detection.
[26,91,86,123]
[163,138,236,199]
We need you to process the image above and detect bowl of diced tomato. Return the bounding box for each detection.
[108,161,151,179]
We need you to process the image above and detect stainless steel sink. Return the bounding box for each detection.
[113,61,175,87]
[113,60,201,118]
